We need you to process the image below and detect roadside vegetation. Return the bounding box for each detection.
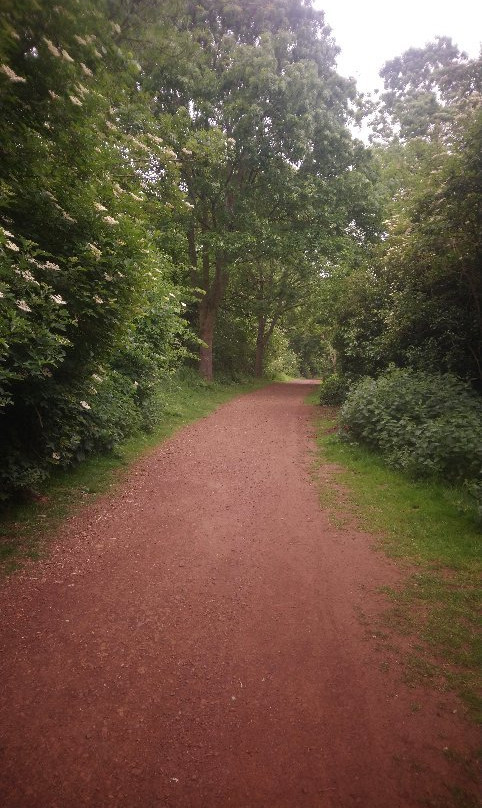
[310,395,481,719]
[1,0,480,645]
[0,370,266,574]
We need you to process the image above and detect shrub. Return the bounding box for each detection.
[319,373,350,405]
[340,368,482,484]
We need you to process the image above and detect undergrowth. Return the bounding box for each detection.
[0,371,266,575]
[309,396,481,721]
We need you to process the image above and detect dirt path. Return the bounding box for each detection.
[0,382,478,808]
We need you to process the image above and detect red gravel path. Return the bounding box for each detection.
[0,382,478,807]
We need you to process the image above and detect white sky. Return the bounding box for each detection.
[313,0,482,95]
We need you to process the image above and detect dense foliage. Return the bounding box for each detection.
[341,369,482,486]
[322,40,481,391]
[0,2,480,504]
[0,0,193,498]
[318,373,349,405]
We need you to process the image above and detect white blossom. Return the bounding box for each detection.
[80,400,91,410]
[93,202,108,212]
[51,294,67,305]
[130,136,150,152]
[92,373,103,383]
[87,243,101,258]
[1,64,27,83]
[43,38,61,58]
[182,148,193,155]
[103,273,113,281]
[75,82,89,97]
[74,35,88,46]
[5,240,19,251]
[69,94,82,106]
[62,49,74,63]
[130,192,143,202]
[48,89,60,100]
[15,269,38,284]
[111,22,122,34]
[16,299,31,312]
[0,291,4,298]
[1,228,15,238]
[93,294,104,303]
[44,261,61,271]
[62,211,76,223]
[80,62,93,77]
[52,452,61,460]
[103,216,118,225]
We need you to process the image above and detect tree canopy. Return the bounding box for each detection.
[0,2,480,502]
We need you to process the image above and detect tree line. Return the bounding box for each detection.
[0,0,480,502]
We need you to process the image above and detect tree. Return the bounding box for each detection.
[137,0,366,379]
[324,40,482,390]
[371,37,482,143]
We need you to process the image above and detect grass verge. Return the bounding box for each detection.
[310,397,481,721]
[0,372,267,577]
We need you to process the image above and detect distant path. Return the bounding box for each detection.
[0,382,478,807]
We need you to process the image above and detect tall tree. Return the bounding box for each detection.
[136,0,365,378]
[371,37,482,143]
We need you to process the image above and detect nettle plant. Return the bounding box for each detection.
[341,368,482,485]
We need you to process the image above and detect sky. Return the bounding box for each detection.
[313,0,482,95]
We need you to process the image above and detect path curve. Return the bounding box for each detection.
[0,382,478,807]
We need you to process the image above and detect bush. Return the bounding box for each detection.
[340,368,482,484]
[319,373,350,405]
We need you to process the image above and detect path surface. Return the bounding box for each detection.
[0,383,478,808]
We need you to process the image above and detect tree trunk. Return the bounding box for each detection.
[255,317,266,377]
[199,302,215,381]
[197,252,227,381]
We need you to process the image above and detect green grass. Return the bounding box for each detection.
[0,372,267,576]
[309,396,481,720]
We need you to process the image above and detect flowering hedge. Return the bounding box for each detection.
[0,0,194,501]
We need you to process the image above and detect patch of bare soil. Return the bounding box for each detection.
[0,382,478,807]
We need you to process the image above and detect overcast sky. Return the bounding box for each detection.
[313,0,482,95]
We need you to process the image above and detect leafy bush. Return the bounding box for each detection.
[319,373,350,405]
[341,368,482,484]
[0,3,198,504]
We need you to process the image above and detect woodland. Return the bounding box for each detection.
[0,0,481,504]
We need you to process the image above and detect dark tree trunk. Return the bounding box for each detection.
[255,316,266,377]
[197,253,227,381]
[199,302,215,381]
[254,311,282,378]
